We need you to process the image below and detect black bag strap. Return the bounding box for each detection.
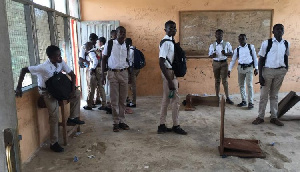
[159,39,175,66]
[107,40,113,58]
[284,40,289,69]
[265,38,273,59]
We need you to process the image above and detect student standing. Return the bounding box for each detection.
[252,24,290,126]
[157,20,187,135]
[208,29,234,104]
[15,45,85,152]
[228,34,258,109]
[101,26,130,132]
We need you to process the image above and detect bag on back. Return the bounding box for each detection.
[45,72,72,101]
[160,39,187,77]
[131,47,146,69]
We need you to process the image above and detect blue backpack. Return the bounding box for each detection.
[131,47,146,69]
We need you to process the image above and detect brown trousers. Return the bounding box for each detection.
[128,68,140,104]
[212,61,229,97]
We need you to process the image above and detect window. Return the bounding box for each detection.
[69,0,79,18]
[6,0,32,88]
[33,0,51,8]
[54,0,66,14]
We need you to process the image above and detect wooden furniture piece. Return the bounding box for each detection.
[218,96,265,158]
[38,96,80,146]
[278,91,300,118]
[185,94,219,111]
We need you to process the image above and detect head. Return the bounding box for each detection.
[89,33,98,45]
[46,45,62,63]
[125,38,132,47]
[272,24,284,38]
[215,29,224,41]
[164,20,177,37]
[110,30,117,40]
[98,37,106,46]
[116,26,126,41]
[85,42,94,52]
[238,34,247,46]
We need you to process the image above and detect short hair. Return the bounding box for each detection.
[116,26,126,32]
[273,23,284,30]
[89,33,98,41]
[98,37,106,44]
[239,34,246,37]
[85,42,93,49]
[46,45,60,57]
[165,20,176,28]
[125,38,132,46]
[110,30,117,35]
[216,29,223,33]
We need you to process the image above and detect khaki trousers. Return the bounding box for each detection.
[95,68,106,106]
[237,65,254,103]
[160,70,180,126]
[258,67,287,119]
[128,69,140,104]
[39,89,81,144]
[87,67,106,107]
[213,61,229,97]
[108,70,128,124]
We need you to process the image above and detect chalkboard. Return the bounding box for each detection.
[179,10,273,57]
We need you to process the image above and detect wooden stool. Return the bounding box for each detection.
[38,96,80,146]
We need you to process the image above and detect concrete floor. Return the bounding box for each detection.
[22,93,300,172]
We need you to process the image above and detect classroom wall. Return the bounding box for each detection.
[81,0,300,96]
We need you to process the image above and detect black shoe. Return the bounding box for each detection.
[237,101,247,107]
[67,117,85,126]
[119,123,130,130]
[106,107,112,114]
[172,125,187,135]
[95,100,101,105]
[113,124,120,132]
[226,98,234,105]
[248,103,254,109]
[126,97,130,103]
[98,106,107,110]
[91,104,97,108]
[127,103,136,108]
[50,142,64,152]
[157,124,172,134]
[83,105,92,110]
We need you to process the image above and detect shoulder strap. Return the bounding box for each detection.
[107,40,113,58]
[284,40,288,54]
[222,41,227,50]
[237,47,240,58]
[284,40,289,69]
[265,38,273,59]
[213,42,216,51]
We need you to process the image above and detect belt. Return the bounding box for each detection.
[166,68,173,70]
[239,63,253,68]
[108,68,128,72]
[213,59,227,62]
[38,86,47,90]
[273,66,286,69]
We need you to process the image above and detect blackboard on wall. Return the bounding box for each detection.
[179,10,273,58]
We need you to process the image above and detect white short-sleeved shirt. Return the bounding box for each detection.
[159,35,174,69]
[87,48,98,69]
[79,44,96,62]
[28,59,72,88]
[258,37,290,68]
[229,44,258,71]
[208,41,233,61]
[102,40,129,69]
[128,46,134,67]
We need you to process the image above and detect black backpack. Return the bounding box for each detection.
[45,72,72,101]
[237,44,254,67]
[130,47,146,69]
[264,38,289,69]
[160,39,187,77]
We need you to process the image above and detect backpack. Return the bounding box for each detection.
[45,72,72,101]
[237,44,254,68]
[130,47,146,69]
[264,38,289,69]
[160,39,187,77]
[213,41,227,51]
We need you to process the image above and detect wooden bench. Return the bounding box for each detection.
[38,96,80,146]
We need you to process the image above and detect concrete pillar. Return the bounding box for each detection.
[0,0,21,171]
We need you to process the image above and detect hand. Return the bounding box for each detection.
[15,87,22,97]
[254,69,258,76]
[168,81,175,90]
[259,76,265,86]
[212,52,217,58]
[227,71,231,78]
[221,50,225,55]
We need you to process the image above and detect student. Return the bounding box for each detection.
[252,24,290,126]
[228,34,258,109]
[101,26,130,132]
[157,20,187,135]
[125,38,139,108]
[83,42,99,110]
[15,45,85,152]
[208,29,234,104]
[95,37,107,110]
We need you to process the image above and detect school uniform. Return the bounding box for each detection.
[128,45,140,105]
[86,48,99,107]
[102,40,129,124]
[95,45,107,106]
[258,37,290,119]
[159,35,180,126]
[208,41,233,97]
[28,59,80,144]
[229,44,258,104]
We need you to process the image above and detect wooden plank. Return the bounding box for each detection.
[219,146,266,158]
[278,91,300,118]
[223,138,262,153]
[219,96,225,155]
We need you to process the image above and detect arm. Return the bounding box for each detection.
[101,55,108,85]
[252,45,258,76]
[208,44,216,58]
[15,67,30,97]
[159,58,175,90]
[228,49,238,78]
[89,52,98,74]
[258,55,266,86]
